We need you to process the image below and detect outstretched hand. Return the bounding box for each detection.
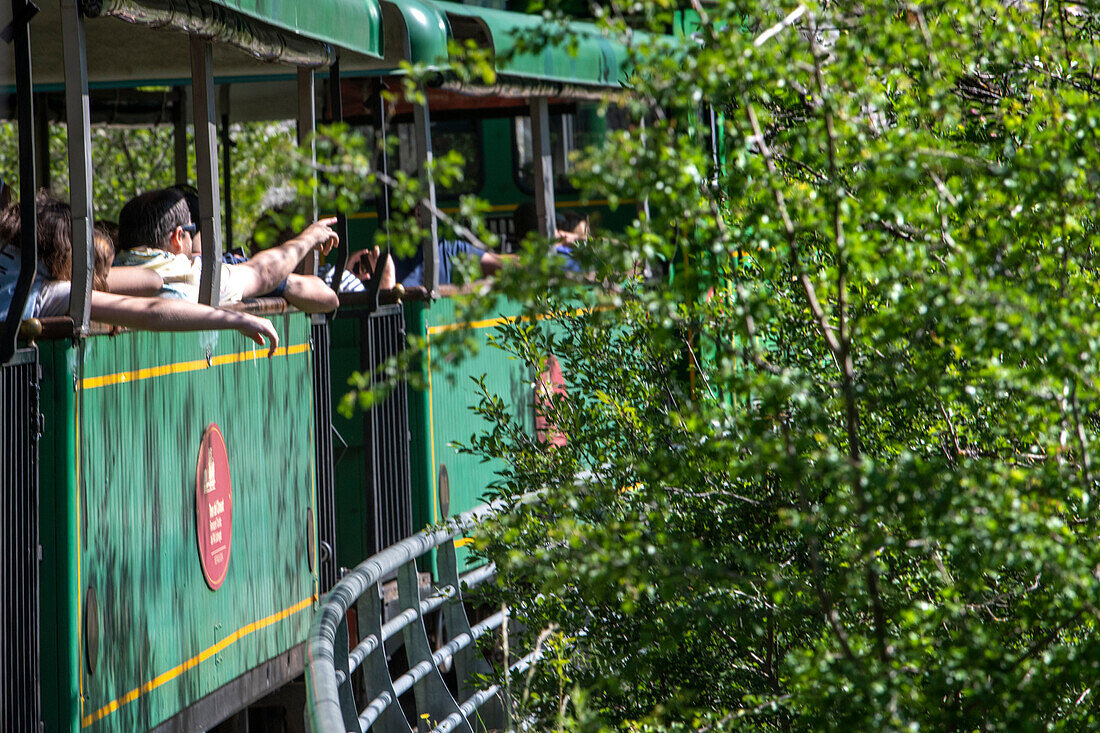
[237,314,280,357]
[304,217,340,255]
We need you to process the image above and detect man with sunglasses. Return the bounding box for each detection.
[115,188,338,309]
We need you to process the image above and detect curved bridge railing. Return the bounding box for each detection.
[305,501,537,733]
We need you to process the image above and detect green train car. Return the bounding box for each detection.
[0,0,661,729]
[36,314,318,732]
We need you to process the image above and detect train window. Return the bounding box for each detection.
[513,105,629,193]
[349,120,482,202]
[395,119,482,198]
[513,113,577,193]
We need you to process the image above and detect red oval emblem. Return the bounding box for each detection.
[196,423,233,590]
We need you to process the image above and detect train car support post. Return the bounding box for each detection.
[297,66,319,268]
[0,0,38,364]
[413,93,439,295]
[60,0,94,332]
[529,96,556,238]
[327,59,349,288]
[190,34,223,306]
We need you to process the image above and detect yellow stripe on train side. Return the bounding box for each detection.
[425,307,594,337]
[81,342,311,390]
[81,595,317,728]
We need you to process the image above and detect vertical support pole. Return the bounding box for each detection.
[173,86,188,184]
[33,93,49,190]
[0,0,38,364]
[190,35,222,306]
[327,60,348,288]
[297,67,320,279]
[220,84,233,253]
[398,562,473,733]
[412,95,438,294]
[60,0,94,331]
[528,97,556,238]
[297,67,318,222]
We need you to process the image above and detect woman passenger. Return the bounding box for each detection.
[0,192,281,354]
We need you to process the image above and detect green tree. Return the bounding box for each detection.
[0,119,294,239]
[421,1,1100,730]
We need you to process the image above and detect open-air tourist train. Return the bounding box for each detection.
[0,0,683,729]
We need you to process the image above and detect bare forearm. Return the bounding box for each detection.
[243,236,316,294]
[92,292,255,331]
[282,273,339,313]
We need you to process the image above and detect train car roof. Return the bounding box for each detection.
[0,0,676,119]
[434,1,627,89]
[1,0,384,91]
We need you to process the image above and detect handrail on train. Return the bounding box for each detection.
[305,496,539,733]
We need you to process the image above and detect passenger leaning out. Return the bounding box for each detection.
[114,188,340,312]
[0,191,281,355]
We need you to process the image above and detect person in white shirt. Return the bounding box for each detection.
[0,192,281,355]
[114,188,339,312]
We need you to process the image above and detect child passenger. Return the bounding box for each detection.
[0,192,281,355]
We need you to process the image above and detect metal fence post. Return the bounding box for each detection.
[334,616,364,733]
[397,561,472,733]
[357,583,408,733]
[437,541,503,732]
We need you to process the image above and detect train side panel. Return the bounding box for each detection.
[38,313,319,732]
[406,298,535,563]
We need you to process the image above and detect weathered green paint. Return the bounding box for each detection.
[210,0,382,58]
[97,0,384,59]
[39,337,82,733]
[38,314,318,732]
[433,1,630,88]
[406,297,535,568]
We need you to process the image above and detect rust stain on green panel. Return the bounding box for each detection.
[39,313,319,731]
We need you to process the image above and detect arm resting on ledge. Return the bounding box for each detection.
[89,291,280,356]
[282,273,339,313]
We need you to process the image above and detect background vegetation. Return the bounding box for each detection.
[425,1,1100,730]
[0,120,294,239]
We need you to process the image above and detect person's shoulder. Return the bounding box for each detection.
[117,248,192,276]
[115,247,170,264]
[34,279,71,318]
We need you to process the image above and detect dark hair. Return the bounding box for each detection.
[0,191,109,289]
[512,201,540,242]
[94,220,119,251]
[168,184,200,225]
[118,189,190,251]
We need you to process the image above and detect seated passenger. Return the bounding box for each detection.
[0,192,280,354]
[510,202,585,275]
[169,186,341,313]
[95,220,163,296]
[386,202,506,288]
[248,207,395,298]
[114,188,339,312]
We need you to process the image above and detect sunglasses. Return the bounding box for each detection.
[181,223,198,235]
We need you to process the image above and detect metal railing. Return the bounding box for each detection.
[1,346,41,731]
[306,501,537,733]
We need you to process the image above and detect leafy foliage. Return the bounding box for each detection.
[0,120,294,237]
[438,1,1100,730]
